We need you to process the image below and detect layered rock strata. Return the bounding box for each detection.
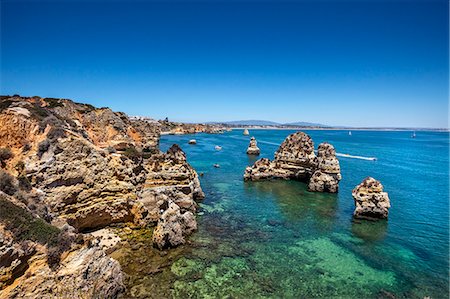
[244,132,341,193]
[246,137,260,155]
[0,95,205,296]
[352,177,390,219]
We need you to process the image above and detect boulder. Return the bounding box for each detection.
[246,137,260,155]
[152,201,197,249]
[352,177,390,219]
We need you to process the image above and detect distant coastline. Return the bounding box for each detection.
[224,126,449,132]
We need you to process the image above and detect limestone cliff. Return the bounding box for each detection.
[158,118,227,135]
[0,95,205,297]
[244,132,341,193]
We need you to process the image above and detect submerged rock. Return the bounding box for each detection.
[308,143,342,193]
[246,137,260,155]
[244,132,341,193]
[352,177,390,219]
[152,201,197,249]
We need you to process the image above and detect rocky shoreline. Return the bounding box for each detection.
[0,95,392,298]
[0,95,205,298]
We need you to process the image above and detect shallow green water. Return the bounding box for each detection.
[122,129,448,298]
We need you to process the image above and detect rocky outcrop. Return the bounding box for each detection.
[29,137,142,231]
[0,226,35,290]
[133,144,205,229]
[152,201,197,249]
[2,241,124,299]
[246,137,260,155]
[308,143,342,193]
[0,192,124,299]
[352,177,390,219]
[244,132,341,193]
[158,119,226,135]
[0,95,205,296]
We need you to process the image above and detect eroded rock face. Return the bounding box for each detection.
[308,143,342,193]
[0,192,124,298]
[0,95,205,296]
[246,137,260,155]
[29,137,142,231]
[244,132,341,193]
[134,144,204,227]
[3,241,124,299]
[0,226,35,290]
[352,177,390,219]
[152,201,197,249]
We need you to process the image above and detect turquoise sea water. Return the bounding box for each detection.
[157,130,449,298]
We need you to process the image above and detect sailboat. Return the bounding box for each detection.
[348,131,352,136]
[411,131,416,138]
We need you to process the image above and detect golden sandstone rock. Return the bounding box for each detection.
[244,132,342,193]
[352,177,391,219]
[0,95,205,296]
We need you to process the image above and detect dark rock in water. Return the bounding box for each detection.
[243,131,341,193]
[353,177,390,219]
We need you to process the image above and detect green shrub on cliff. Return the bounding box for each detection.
[0,197,60,245]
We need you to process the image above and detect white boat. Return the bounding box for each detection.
[243,129,249,135]
[214,145,222,151]
[188,139,196,144]
[411,131,416,138]
[348,131,352,136]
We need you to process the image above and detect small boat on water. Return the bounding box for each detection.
[243,129,249,135]
[188,139,197,144]
[411,131,416,138]
[215,145,222,151]
[348,131,352,136]
[213,164,220,168]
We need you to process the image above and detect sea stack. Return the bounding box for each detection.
[246,137,260,155]
[352,177,391,219]
[308,143,342,192]
[243,132,341,193]
[243,128,249,135]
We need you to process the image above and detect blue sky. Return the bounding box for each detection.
[1,0,448,128]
